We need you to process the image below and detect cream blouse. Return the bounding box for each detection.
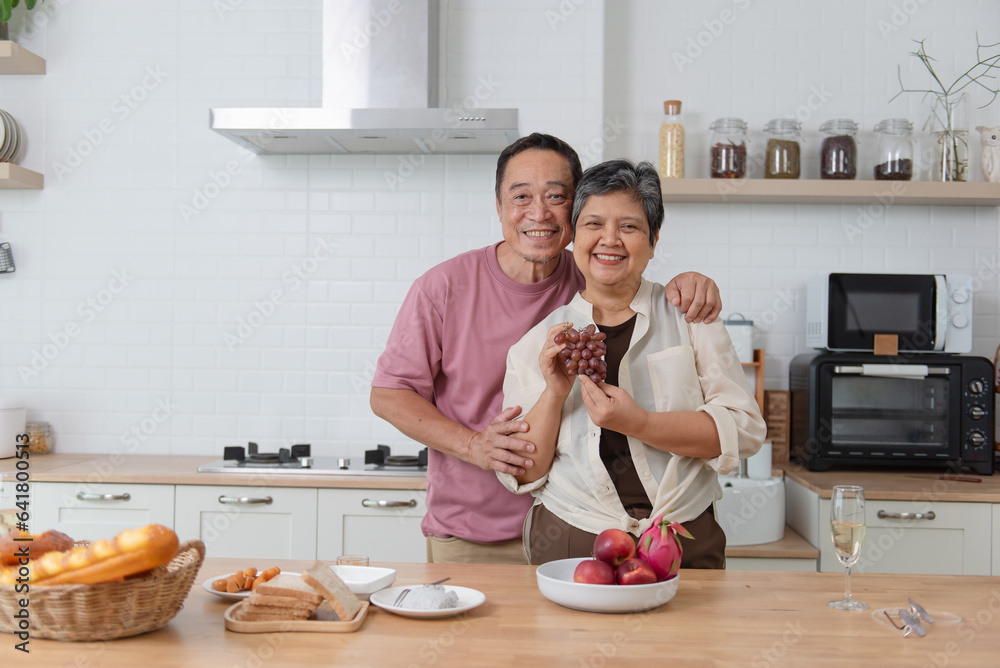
[497,279,766,537]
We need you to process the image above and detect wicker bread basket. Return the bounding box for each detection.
[0,539,205,641]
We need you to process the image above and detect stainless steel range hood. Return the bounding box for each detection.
[210,0,519,155]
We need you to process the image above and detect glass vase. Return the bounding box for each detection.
[928,93,969,182]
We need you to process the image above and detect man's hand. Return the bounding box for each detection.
[467,406,536,476]
[665,271,722,323]
[578,376,647,435]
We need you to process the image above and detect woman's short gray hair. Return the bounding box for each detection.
[570,159,663,247]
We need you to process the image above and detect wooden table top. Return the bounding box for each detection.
[4,558,998,666]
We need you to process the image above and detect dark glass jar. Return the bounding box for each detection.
[873,118,914,180]
[708,117,748,178]
[819,119,858,179]
[763,118,801,179]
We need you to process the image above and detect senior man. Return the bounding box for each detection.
[370,133,723,564]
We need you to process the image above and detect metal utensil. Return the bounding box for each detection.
[393,577,452,607]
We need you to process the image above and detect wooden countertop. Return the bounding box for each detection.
[779,462,1000,502]
[725,525,818,560]
[0,454,426,490]
[4,559,997,666]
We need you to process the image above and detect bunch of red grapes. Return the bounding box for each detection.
[554,324,608,382]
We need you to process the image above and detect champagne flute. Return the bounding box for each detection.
[828,485,867,611]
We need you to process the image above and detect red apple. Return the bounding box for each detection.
[616,558,657,585]
[593,528,636,566]
[573,559,615,585]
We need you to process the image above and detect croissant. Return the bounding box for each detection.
[0,529,75,566]
[0,524,179,586]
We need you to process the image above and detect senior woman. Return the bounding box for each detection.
[497,159,765,568]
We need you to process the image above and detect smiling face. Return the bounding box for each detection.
[495,149,575,282]
[573,190,658,295]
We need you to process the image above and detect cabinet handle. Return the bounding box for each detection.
[76,492,131,502]
[877,510,936,521]
[361,498,417,509]
[218,495,273,505]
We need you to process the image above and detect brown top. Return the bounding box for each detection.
[5,558,996,666]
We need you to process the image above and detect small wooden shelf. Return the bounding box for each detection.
[741,348,765,412]
[660,178,1000,206]
[0,40,45,74]
[0,163,43,189]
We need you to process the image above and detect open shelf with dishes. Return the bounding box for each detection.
[0,163,42,189]
[0,40,45,74]
[660,178,1000,206]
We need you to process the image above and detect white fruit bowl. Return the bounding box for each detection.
[535,558,679,613]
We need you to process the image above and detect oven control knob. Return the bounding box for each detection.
[967,431,987,448]
[951,314,969,329]
[951,287,970,304]
[968,379,987,395]
[968,405,987,420]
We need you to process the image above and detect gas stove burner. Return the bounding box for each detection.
[224,442,311,464]
[365,444,428,468]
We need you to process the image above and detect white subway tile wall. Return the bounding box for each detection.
[0,0,997,457]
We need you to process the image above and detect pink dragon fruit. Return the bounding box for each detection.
[637,514,694,582]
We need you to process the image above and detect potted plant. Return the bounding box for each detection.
[0,0,40,42]
[891,36,1000,182]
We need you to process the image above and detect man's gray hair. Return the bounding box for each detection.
[570,160,664,247]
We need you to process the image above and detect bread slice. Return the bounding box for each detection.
[246,592,317,611]
[235,604,311,622]
[253,573,323,606]
[240,602,312,619]
[301,561,362,621]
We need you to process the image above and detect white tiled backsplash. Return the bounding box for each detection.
[0,0,998,457]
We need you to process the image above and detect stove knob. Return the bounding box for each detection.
[967,431,987,448]
[951,314,969,329]
[968,405,987,420]
[951,287,970,304]
[968,379,986,396]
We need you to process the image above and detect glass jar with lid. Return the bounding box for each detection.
[708,117,748,178]
[658,100,685,178]
[873,118,914,180]
[819,119,858,179]
[763,118,802,179]
[24,421,52,453]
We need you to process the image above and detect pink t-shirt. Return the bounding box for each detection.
[372,242,585,543]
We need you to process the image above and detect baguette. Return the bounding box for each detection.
[0,529,75,566]
[0,524,179,586]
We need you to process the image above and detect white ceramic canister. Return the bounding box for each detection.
[747,441,773,480]
[723,313,755,364]
[0,399,26,459]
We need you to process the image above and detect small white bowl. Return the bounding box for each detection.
[535,558,679,613]
[330,565,396,597]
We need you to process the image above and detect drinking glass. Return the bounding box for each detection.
[828,485,867,611]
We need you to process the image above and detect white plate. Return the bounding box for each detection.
[369,585,486,618]
[202,572,301,601]
[535,558,678,613]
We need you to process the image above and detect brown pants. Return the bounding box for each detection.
[527,503,727,569]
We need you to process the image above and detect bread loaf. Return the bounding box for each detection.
[0,524,179,586]
[0,529,75,566]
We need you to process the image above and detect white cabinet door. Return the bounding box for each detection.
[174,485,317,560]
[31,482,175,540]
[817,498,992,576]
[316,488,427,563]
[993,504,999,576]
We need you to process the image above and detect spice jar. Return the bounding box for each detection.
[708,117,748,178]
[763,118,802,179]
[658,100,685,178]
[873,118,914,181]
[24,421,52,454]
[819,119,858,179]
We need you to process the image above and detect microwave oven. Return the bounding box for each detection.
[790,352,995,475]
[806,273,972,353]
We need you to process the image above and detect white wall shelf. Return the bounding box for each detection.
[660,178,1000,206]
[0,40,45,74]
[0,163,43,189]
